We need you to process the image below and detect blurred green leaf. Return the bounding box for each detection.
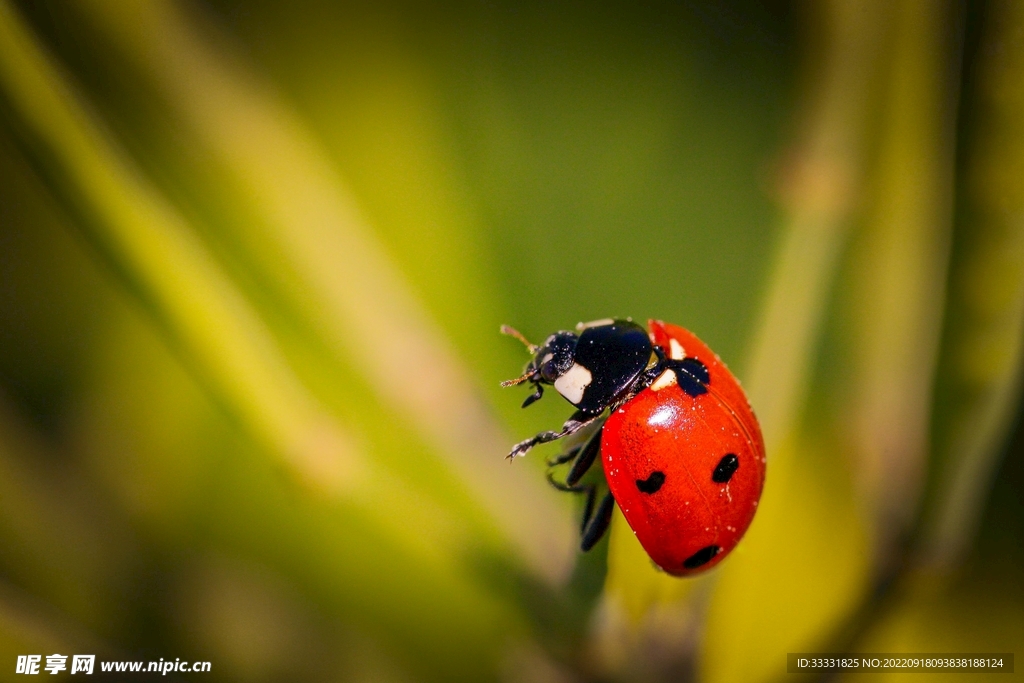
[843,0,959,557]
[0,3,548,678]
[1,0,1022,680]
[920,0,1024,569]
[704,0,962,680]
[64,0,575,584]
[0,0,363,494]
[0,393,135,635]
[600,1,889,675]
[701,431,870,683]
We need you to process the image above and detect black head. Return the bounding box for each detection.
[500,326,579,408]
[501,319,652,415]
[532,331,579,383]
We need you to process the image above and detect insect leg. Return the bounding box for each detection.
[507,411,599,460]
[545,471,590,493]
[565,426,603,486]
[580,492,615,551]
[579,485,597,534]
[521,384,544,408]
[546,446,581,467]
[545,472,600,536]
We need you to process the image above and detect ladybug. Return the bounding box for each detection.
[501,318,765,576]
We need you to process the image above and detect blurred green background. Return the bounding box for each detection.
[0,0,1022,681]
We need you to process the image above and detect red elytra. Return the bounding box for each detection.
[601,320,766,576]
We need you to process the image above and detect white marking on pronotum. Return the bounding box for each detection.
[575,318,615,331]
[650,369,677,391]
[669,338,685,360]
[554,363,593,404]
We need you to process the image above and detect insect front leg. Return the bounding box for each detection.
[521,384,544,408]
[507,410,600,460]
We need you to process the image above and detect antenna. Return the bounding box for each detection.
[500,324,539,353]
[500,372,533,387]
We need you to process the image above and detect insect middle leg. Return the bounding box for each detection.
[547,447,581,467]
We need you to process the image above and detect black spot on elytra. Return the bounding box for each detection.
[712,453,739,483]
[670,357,710,397]
[683,545,720,569]
[636,471,666,494]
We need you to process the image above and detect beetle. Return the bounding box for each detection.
[502,318,765,576]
